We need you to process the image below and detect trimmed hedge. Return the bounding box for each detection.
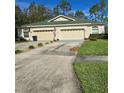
[89,34,108,39]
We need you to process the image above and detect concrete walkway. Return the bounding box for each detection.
[16,41,83,93]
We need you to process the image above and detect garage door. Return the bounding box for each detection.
[32,30,54,40]
[60,29,84,40]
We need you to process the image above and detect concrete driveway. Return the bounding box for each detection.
[16,40,83,93]
[16,41,48,51]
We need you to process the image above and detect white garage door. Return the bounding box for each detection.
[32,30,54,40]
[60,29,84,40]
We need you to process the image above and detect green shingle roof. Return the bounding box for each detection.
[22,16,104,27]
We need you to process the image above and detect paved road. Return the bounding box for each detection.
[16,41,83,93]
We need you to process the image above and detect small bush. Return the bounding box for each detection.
[89,38,97,41]
[45,42,49,44]
[50,41,53,43]
[54,39,57,42]
[84,38,89,40]
[38,43,43,47]
[29,45,35,49]
[15,50,22,54]
[15,37,28,43]
[56,39,60,41]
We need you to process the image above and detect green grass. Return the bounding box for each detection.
[74,62,108,93]
[78,40,108,55]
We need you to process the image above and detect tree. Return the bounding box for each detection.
[15,5,22,27]
[53,5,60,16]
[75,10,84,18]
[67,11,75,17]
[28,2,38,23]
[99,0,106,22]
[89,0,107,22]
[59,0,71,15]
[89,4,100,21]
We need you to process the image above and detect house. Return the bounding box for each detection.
[17,15,105,41]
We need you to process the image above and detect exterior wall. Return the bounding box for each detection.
[18,24,105,41]
[84,26,92,38]
[98,25,105,34]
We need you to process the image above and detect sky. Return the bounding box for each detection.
[16,0,108,16]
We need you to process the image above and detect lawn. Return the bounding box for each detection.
[74,62,108,93]
[78,40,108,55]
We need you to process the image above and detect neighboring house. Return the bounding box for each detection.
[17,15,105,41]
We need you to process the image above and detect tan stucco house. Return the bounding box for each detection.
[18,15,105,41]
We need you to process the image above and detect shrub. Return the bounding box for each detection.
[38,43,43,47]
[45,42,49,44]
[29,45,35,49]
[56,39,60,41]
[54,39,57,42]
[15,50,22,54]
[89,37,97,41]
[84,38,89,40]
[89,34,108,39]
[15,37,28,43]
[50,41,53,43]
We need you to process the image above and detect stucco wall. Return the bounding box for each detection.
[84,26,92,38]
[19,25,105,41]
[98,25,105,34]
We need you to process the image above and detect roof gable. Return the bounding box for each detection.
[48,15,76,22]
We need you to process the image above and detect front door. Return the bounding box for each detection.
[32,36,37,41]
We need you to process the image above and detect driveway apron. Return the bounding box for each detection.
[15,41,83,93]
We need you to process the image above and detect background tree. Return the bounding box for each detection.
[59,0,71,15]
[99,0,106,22]
[28,2,38,23]
[75,10,84,18]
[67,11,75,17]
[53,5,60,17]
[89,4,100,21]
[15,5,22,27]
[37,5,46,20]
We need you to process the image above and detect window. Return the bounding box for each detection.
[92,26,99,34]
[24,32,29,37]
